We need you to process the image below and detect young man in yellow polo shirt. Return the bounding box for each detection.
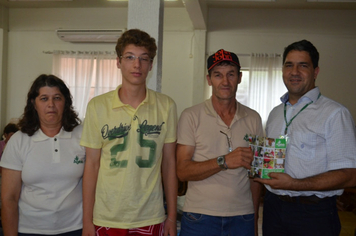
[80,29,177,236]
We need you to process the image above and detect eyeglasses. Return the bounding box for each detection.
[120,55,152,64]
[220,131,233,153]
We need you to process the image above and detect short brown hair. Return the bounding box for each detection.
[115,29,157,60]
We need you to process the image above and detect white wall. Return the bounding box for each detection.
[5,7,194,123]
[207,8,356,121]
[0,6,9,129]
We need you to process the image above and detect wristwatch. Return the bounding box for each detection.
[217,155,227,170]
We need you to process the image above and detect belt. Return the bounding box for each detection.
[277,194,328,205]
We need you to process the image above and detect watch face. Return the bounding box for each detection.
[217,156,225,165]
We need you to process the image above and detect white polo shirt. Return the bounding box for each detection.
[0,125,85,234]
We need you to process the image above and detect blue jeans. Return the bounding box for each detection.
[263,190,341,236]
[180,212,255,236]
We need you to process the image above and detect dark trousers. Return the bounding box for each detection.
[263,190,341,236]
[18,229,82,236]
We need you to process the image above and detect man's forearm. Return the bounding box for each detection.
[255,168,356,191]
[82,149,101,231]
[162,143,178,220]
[162,161,178,220]
[291,168,356,191]
[82,171,97,226]
[250,180,262,213]
[177,158,222,182]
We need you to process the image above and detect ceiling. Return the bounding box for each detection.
[1,0,356,10]
[206,0,356,10]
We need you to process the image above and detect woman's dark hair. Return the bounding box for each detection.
[283,39,319,69]
[18,74,80,136]
[3,123,19,136]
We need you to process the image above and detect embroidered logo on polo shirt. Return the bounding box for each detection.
[73,156,85,164]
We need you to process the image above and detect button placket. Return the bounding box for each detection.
[53,137,60,163]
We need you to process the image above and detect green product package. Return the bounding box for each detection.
[244,134,287,179]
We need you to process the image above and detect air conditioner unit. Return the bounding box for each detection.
[56,29,125,43]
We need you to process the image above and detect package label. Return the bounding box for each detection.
[244,134,286,179]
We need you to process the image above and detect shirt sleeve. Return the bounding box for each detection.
[255,112,264,137]
[0,132,23,171]
[325,107,356,170]
[80,98,102,149]
[177,108,196,147]
[164,98,178,144]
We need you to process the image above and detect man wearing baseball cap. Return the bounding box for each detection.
[177,49,263,236]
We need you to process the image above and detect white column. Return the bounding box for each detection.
[192,29,207,105]
[182,0,208,104]
[127,0,164,92]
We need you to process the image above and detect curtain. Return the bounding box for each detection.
[52,51,121,120]
[248,53,286,127]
